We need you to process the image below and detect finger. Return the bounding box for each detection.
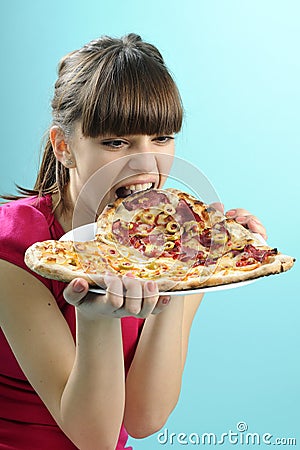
[151,295,171,315]
[225,208,251,218]
[63,278,89,306]
[235,216,267,240]
[210,202,224,213]
[122,276,143,316]
[246,215,264,228]
[247,219,268,240]
[139,281,160,317]
[234,213,266,229]
[104,274,124,311]
[235,215,249,224]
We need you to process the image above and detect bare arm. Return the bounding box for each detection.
[0,259,201,446]
[124,293,203,438]
[0,260,125,449]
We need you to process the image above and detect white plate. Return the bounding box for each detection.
[89,279,257,296]
[60,223,263,296]
[59,223,97,241]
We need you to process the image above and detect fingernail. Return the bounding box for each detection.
[105,271,114,276]
[73,280,85,293]
[125,272,135,278]
[146,281,156,292]
[104,273,114,284]
[236,216,247,223]
[161,296,171,304]
[226,210,236,217]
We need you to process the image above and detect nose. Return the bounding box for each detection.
[128,150,157,173]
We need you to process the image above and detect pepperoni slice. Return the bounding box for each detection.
[199,229,212,248]
[112,220,130,245]
[123,191,169,211]
[177,246,198,263]
[243,244,277,262]
[236,257,257,267]
[175,199,203,226]
[193,253,217,267]
[236,245,278,266]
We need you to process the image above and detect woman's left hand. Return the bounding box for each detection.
[210,203,267,241]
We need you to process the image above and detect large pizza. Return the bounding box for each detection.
[25,189,295,291]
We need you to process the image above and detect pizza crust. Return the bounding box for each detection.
[163,253,295,291]
[24,241,105,286]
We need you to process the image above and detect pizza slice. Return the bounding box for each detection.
[25,188,295,291]
[95,188,295,289]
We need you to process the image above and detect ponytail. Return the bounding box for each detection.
[1,137,69,211]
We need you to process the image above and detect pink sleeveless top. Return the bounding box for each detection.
[0,195,144,449]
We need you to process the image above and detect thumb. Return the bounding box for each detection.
[63,278,90,306]
[210,202,225,213]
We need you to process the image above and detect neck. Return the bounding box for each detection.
[52,191,74,233]
[52,184,100,232]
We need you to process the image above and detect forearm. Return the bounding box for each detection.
[60,313,125,449]
[124,298,184,437]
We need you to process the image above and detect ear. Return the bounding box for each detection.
[50,126,76,168]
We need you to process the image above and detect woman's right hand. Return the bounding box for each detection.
[63,274,171,320]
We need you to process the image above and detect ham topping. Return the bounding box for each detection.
[175,199,204,227]
[123,191,169,211]
[236,244,277,267]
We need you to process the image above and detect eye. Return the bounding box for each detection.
[101,139,127,149]
[153,136,175,144]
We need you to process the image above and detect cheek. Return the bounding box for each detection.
[157,152,174,187]
[75,154,126,199]
[76,152,118,180]
[157,141,176,186]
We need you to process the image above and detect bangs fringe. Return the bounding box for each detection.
[81,50,183,137]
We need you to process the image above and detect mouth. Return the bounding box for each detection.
[115,182,155,199]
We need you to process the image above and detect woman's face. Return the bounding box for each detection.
[63,122,175,222]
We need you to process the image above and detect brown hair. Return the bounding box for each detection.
[3,33,183,210]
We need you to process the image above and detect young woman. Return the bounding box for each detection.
[0,34,267,450]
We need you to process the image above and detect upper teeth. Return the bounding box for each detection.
[125,183,152,192]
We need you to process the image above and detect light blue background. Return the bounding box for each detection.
[1,1,299,448]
